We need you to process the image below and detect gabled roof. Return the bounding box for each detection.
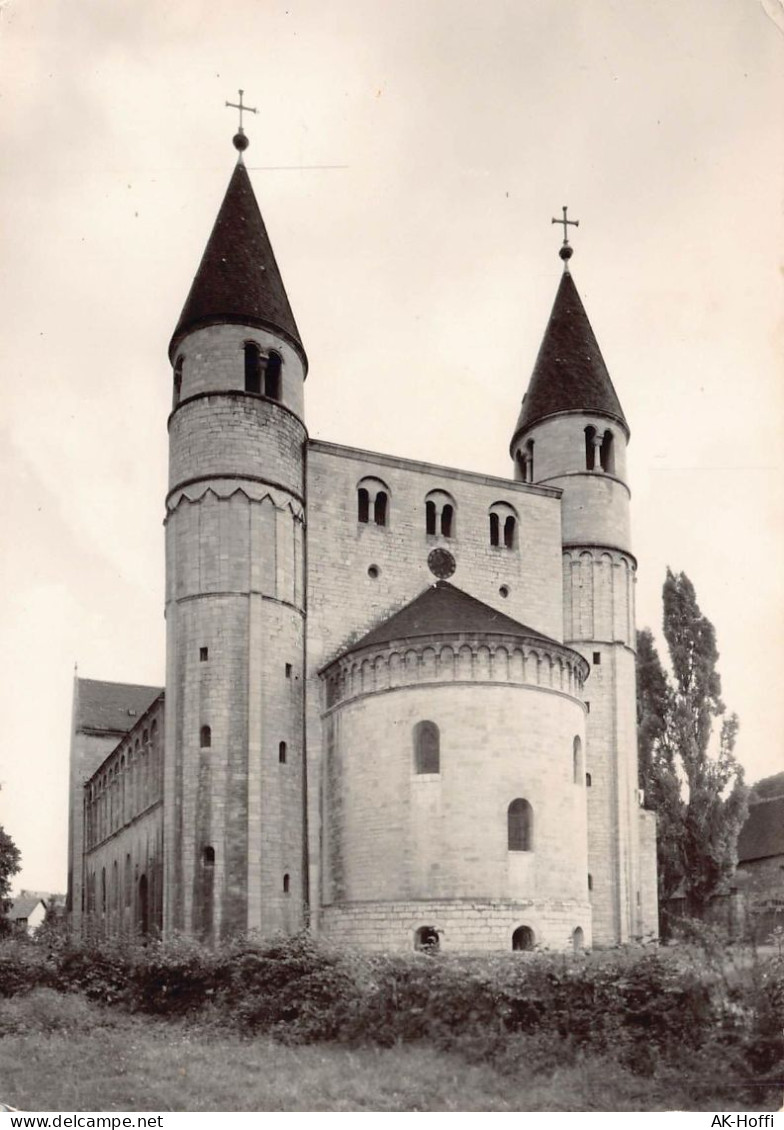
[511,269,628,449]
[7,896,45,921]
[342,581,558,657]
[737,796,784,864]
[76,678,162,735]
[169,160,305,366]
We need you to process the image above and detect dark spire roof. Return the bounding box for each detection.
[511,270,628,450]
[342,581,557,657]
[169,160,305,368]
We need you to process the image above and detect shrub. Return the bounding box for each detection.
[0,988,106,1036]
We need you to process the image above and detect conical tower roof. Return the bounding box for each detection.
[169,159,306,368]
[511,270,627,450]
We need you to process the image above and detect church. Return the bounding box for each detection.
[66,117,658,952]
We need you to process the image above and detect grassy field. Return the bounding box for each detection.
[0,1011,774,1112]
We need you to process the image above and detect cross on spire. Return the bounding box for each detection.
[551,206,579,265]
[226,89,258,152]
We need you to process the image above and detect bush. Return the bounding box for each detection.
[0,988,107,1036]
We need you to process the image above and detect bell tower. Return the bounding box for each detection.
[163,111,308,940]
[510,216,656,944]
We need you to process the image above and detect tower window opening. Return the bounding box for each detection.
[508,798,533,851]
[202,846,215,867]
[426,500,437,535]
[593,652,601,665]
[524,439,534,483]
[512,925,534,951]
[415,925,440,952]
[515,450,526,481]
[489,512,500,547]
[283,873,290,894]
[425,490,456,539]
[200,647,209,662]
[264,351,282,400]
[173,355,183,407]
[504,515,516,549]
[572,926,584,952]
[374,491,388,526]
[586,772,592,787]
[441,504,454,538]
[600,430,615,474]
[244,342,262,394]
[285,663,292,678]
[588,873,593,891]
[200,725,212,749]
[414,720,440,774]
[279,741,287,764]
[573,736,582,784]
[358,488,370,523]
[585,426,597,471]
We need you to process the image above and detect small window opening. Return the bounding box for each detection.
[499,585,510,599]
[200,725,212,749]
[203,846,215,867]
[279,741,287,764]
[573,736,582,784]
[593,651,601,665]
[441,504,453,538]
[572,926,585,952]
[415,925,440,952]
[367,564,380,579]
[358,488,370,524]
[586,772,592,787]
[512,925,534,951]
[200,647,209,662]
[588,873,593,891]
[265,351,282,400]
[283,873,290,894]
[245,342,262,394]
[374,491,388,526]
[285,663,292,678]
[503,515,516,549]
[515,450,526,481]
[525,439,534,483]
[489,512,500,547]
[600,430,615,474]
[173,356,183,407]
[414,720,440,774]
[585,701,590,714]
[585,426,597,470]
[425,499,437,535]
[508,798,533,851]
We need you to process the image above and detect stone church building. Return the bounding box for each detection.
[67,126,658,952]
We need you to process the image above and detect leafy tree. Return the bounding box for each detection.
[0,825,22,933]
[637,570,748,929]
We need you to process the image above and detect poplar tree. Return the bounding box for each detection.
[0,825,21,932]
[636,570,748,928]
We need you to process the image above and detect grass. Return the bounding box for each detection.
[0,1007,775,1112]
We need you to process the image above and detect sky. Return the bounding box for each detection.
[1,0,782,895]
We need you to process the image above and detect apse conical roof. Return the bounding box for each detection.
[511,270,627,450]
[169,160,305,367]
[342,581,557,656]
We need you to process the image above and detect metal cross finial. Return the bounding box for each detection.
[226,89,258,132]
[551,206,579,264]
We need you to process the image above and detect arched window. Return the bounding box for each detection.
[425,490,456,539]
[588,873,593,891]
[200,725,211,749]
[508,798,533,851]
[279,741,287,764]
[173,355,183,408]
[203,846,215,867]
[512,925,534,951]
[112,860,119,911]
[489,512,500,547]
[600,430,615,474]
[101,867,106,914]
[414,925,440,952]
[585,772,592,788]
[283,873,290,894]
[572,926,584,952]
[244,342,262,394]
[489,502,518,550]
[265,351,282,400]
[585,426,597,470]
[357,478,390,527]
[414,721,440,774]
[524,439,534,483]
[125,854,132,908]
[573,736,582,784]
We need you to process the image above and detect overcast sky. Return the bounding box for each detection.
[1,0,782,895]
